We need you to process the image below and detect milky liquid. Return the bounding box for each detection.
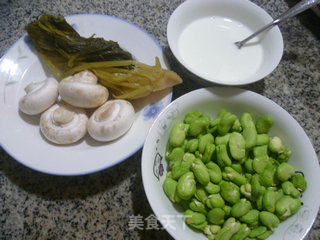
[178,17,263,83]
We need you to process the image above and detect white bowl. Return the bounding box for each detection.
[142,87,320,240]
[167,0,283,85]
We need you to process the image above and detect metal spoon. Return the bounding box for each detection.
[235,0,320,49]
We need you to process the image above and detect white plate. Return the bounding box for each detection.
[142,87,320,240]
[0,14,172,175]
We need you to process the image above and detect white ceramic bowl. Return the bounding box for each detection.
[167,0,284,85]
[142,87,320,240]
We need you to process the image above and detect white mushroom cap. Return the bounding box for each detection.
[40,103,88,144]
[88,99,135,142]
[19,77,59,115]
[59,70,109,108]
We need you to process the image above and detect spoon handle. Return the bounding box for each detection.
[236,0,320,48]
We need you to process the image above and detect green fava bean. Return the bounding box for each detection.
[256,116,274,134]
[204,225,221,240]
[223,205,232,216]
[220,181,241,205]
[252,156,269,174]
[249,226,267,238]
[167,147,184,168]
[224,167,247,186]
[216,144,232,167]
[184,110,203,124]
[185,138,199,153]
[240,113,257,149]
[245,173,252,182]
[240,209,260,226]
[229,132,246,161]
[205,182,220,194]
[251,175,265,197]
[232,119,243,132]
[277,163,295,182]
[191,159,210,185]
[259,211,280,231]
[208,208,226,225]
[275,196,301,220]
[206,162,222,184]
[257,230,272,239]
[268,136,284,153]
[240,183,253,200]
[256,134,270,146]
[260,163,277,187]
[215,218,241,240]
[291,174,307,192]
[282,181,300,198]
[202,143,216,163]
[275,189,284,202]
[184,209,208,230]
[189,116,210,137]
[230,224,251,240]
[277,148,292,163]
[262,189,276,213]
[244,158,254,174]
[253,145,268,158]
[231,163,243,174]
[171,153,195,180]
[207,194,225,209]
[177,172,196,200]
[199,133,214,154]
[231,199,252,218]
[218,112,237,135]
[169,123,189,147]
[195,185,208,203]
[189,198,207,214]
[215,134,231,145]
[163,177,180,203]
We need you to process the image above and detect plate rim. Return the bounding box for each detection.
[0,13,172,176]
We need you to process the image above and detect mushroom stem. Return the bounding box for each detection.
[53,107,75,125]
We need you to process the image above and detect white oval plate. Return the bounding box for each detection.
[142,87,320,240]
[0,14,172,175]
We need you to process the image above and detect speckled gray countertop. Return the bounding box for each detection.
[0,0,319,239]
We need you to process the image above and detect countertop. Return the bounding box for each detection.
[0,0,319,239]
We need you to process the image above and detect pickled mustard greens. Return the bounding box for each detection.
[163,110,307,240]
[25,14,182,99]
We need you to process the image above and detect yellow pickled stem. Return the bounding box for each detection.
[113,85,152,99]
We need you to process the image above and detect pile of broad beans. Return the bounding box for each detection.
[163,110,307,240]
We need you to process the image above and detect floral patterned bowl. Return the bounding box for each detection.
[141,87,320,240]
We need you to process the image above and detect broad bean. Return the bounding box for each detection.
[207,193,225,209]
[276,162,295,182]
[163,176,180,203]
[256,134,270,146]
[262,189,276,213]
[215,218,241,240]
[190,198,207,214]
[229,132,246,161]
[205,182,220,194]
[291,174,307,192]
[224,167,247,186]
[268,137,284,153]
[275,196,301,220]
[215,134,231,145]
[177,172,197,200]
[167,147,184,169]
[230,224,251,240]
[216,145,232,167]
[208,208,226,225]
[239,209,260,226]
[220,181,241,205]
[255,116,274,134]
[191,159,210,185]
[281,181,300,198]
[202,143,216,163]
[189,116,210,137]
[240,113,257,149]
[184,110,203,124]
[169,123,189,147]
[185,138,199,153]
[218,112,237,136]
[206,162,222,184]
[259,211,280,231]
[185,209,208,230]
[195,185,208,203]
[199,133,214,154]
[231,198,252,218]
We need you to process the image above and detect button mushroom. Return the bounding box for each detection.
[40,103,88,144]
[88,99,135,142]
[59,70,109,108]
[19,77,59,115]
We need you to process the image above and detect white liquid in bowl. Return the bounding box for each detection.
[178,16,263,84]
